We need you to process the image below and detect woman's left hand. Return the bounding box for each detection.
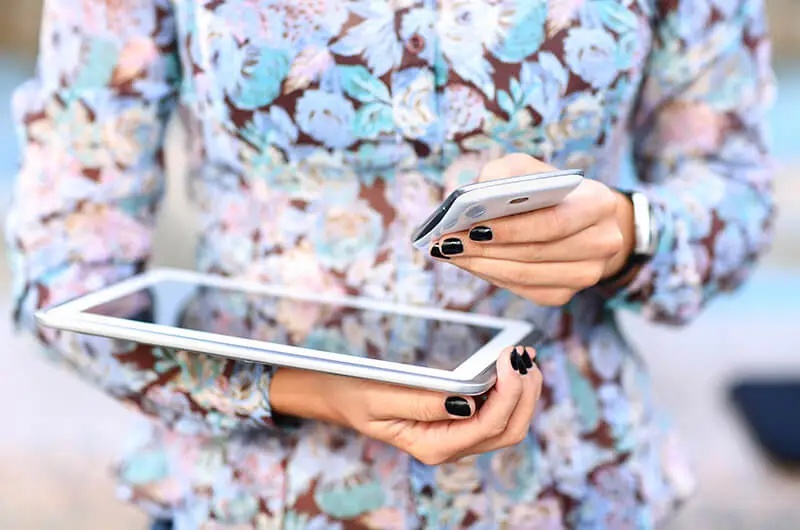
[430,153,635,306]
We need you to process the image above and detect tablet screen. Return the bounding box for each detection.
[83,279,501,370]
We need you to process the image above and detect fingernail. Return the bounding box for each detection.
[441,238,464,255]
[430,244,450,260]
[525,346,537,359]
[445,396,472,417]
[522,351,533,369]
[510,350,520,371]
[469,226,493,242]
[515,346,529,374]
[517,345,532,369]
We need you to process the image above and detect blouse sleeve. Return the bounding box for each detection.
[6,0,280,435]
[609,0,777,325]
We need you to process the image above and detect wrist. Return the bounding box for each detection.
[603,190,636,279]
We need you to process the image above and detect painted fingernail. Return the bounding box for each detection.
[510,350,520,371]
[469,226,493,242]
[522,351,533,369]
[514,346,528,374]
[430,244,450,260]
[445,396,472,417]
[440,238,464,255]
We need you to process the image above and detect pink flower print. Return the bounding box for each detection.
[654,101,724,157]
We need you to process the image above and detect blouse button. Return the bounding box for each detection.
[406,34,425,54]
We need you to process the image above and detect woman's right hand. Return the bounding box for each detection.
[270,346,542,465]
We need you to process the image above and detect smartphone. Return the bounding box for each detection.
[411,169,583,249]
[729,379,800,466]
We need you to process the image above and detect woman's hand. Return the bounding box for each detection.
[430,153,636,306]
[270,346,541,465]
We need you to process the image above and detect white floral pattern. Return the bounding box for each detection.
[6,0,775,528]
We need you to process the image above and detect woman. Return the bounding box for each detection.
[7,0,775,528]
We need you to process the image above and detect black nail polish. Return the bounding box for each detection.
[518,364,528,375]
[469,226,493,242]
[522,351,533,369]
[445,396,472,417]
[430,244,450,260]
[441,238,464,255]
[510,350,520,371]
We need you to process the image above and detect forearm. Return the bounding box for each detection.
[20,288,280,435]
[270,367,349,427]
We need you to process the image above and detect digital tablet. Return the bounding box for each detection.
[36,268,535,395]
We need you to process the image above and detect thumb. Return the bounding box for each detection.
[371,386,477,422]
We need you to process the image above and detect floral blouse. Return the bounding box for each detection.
[7,0,775,528]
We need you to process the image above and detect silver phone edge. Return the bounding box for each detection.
[455,168,584,195]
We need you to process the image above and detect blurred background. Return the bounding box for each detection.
[0,2,798,529]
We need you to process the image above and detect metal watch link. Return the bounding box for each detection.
[626,190,658,257]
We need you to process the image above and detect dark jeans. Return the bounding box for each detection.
[151,520,173,530]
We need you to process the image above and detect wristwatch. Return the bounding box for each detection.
[597,190,658,291]
[627,190,658,257]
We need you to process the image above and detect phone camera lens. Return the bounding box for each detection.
[509,197,529,205]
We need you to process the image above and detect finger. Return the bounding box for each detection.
[369,385,477,422]
[460,180,617,245]
[441,347,541,462]
[433,223,624,263]
[420,346,526,459]
[475,271,577,306]
[460,346,543,456]
[433,257,577,306]
[465,200,603,245]
[476,267,578,306]
[505,285,577,306]
[437,257,578,306]
[442,257,606,289]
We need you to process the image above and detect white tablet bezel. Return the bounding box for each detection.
[36,268,534,394]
